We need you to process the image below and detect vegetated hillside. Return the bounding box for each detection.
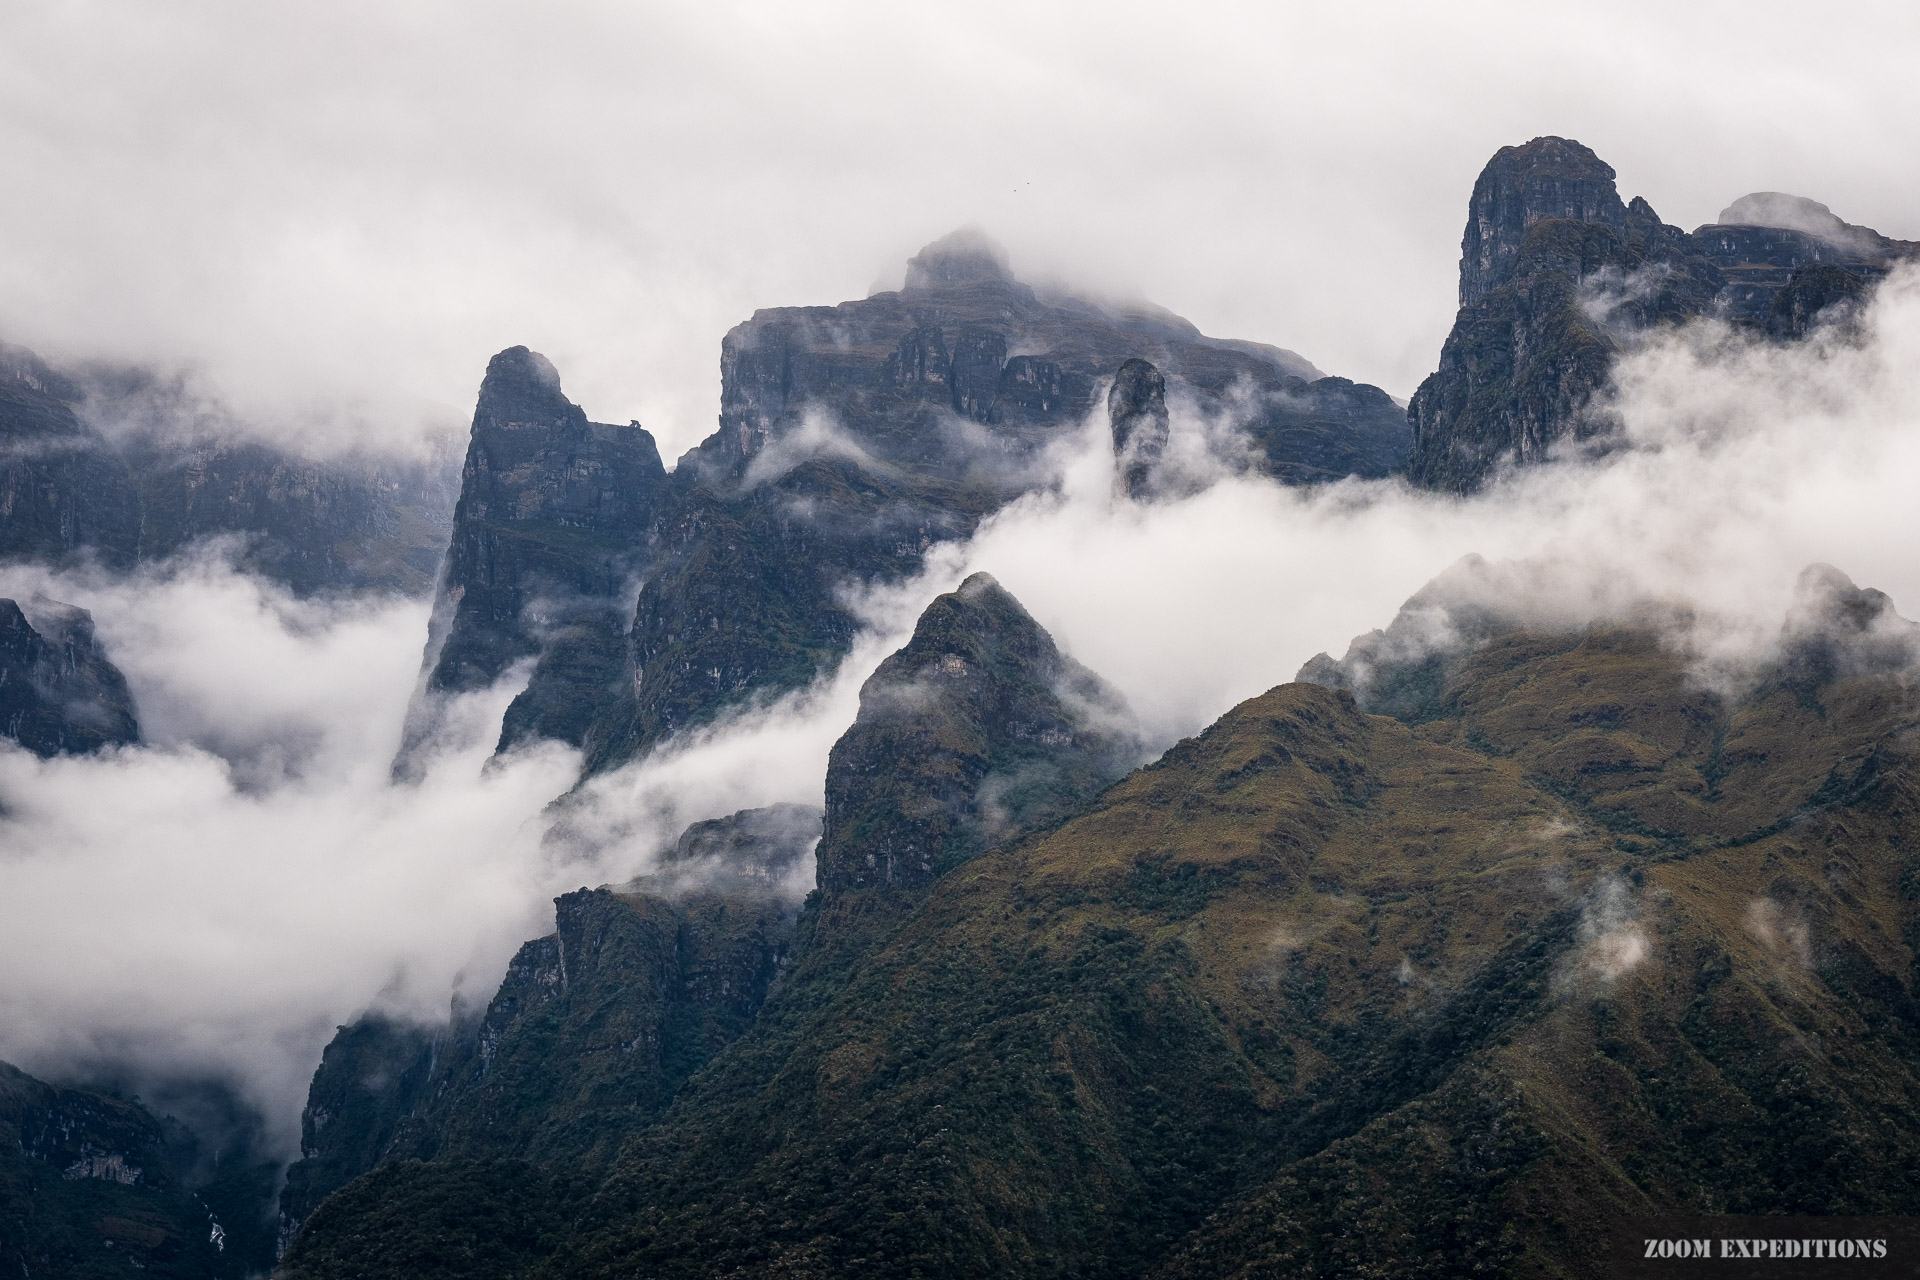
[281,565,1920,1279]
[0,1062,278,1279]
[283,572,1144,1258]
[277,804,821,1244]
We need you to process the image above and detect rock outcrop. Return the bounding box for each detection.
[396,346,667,768]
[1458,135,1631,305]
[578,232,1405,775]
[1408,137,1916,492]
[817,572,1140,896]
[278,803,816,1244]
[0,597,139,756]
[1108,358,1170,499]
[1,1059,274,1278]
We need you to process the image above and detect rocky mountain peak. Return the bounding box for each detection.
[473,345,582,431]
[1781,562,1918,682]
[815,571,1140,896]
[1710,191,1901,264]
[394,347,666,772]
[903,228,1015,290]
[1460,135,1626,304]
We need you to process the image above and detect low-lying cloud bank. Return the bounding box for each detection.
[5,266,1920,1155]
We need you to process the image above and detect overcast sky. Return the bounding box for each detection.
[4,0,1918,459]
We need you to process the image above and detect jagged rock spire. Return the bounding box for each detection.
[1108,358,1170,500]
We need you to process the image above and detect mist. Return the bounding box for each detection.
[5,256,1920,1159]
[4,1,1919,459]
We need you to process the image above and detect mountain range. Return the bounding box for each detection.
[3,137,1916,1279]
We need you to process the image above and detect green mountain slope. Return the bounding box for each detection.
[282,564,1920,1278]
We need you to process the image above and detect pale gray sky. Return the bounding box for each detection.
[3,0,1918,458]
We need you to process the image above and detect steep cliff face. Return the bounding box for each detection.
[1408,138,1916,492]
[0,342,144,566]
[0,597,140,756]
[1408,139,1719,491]
[0,1060,273,1279]
[1108,358,1169,499]
[0,341,458,595]
[397,347,667,765]
[817,572,1141,897]
[278,804,816,1247]
[123,439,456,597]
[581,232,1406,775]
[1459,136,1630,305]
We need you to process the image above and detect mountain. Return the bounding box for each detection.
[0,340,457,596]
[0,1060,277,1279]
[279,557,1920,1278]
[279,574,1146,1275]
[393,346,668,769]
[0,597,139,756]
[276,802,820,1246]
[817,571,1141,896]
[413,231,1404,780]
[1408,137,1917,492]
[0,343,145,566]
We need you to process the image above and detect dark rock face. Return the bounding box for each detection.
[1459,136,1628,305]
[279,805,812,1246]
[1108,358,1170,498]
[124,439,456,597]
[0,597,139,756]
[903,228,1015,290]
[274,1014,440,1253]
[1409,139,1721,492]
[1766,263,1871,340]
[0,341,458,595]
[397,347,667,766]
[1,1060,273,1278]
[579,233,1405,776]
[1409,138,1916,492]
[0,342,144,566]
[817,572,1140,896]
[640,801,820,898]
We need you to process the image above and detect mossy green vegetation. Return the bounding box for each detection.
[0,1063,275,1279]
[284,593,1920,1278]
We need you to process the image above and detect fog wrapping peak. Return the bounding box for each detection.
[6,263,1920,1168]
